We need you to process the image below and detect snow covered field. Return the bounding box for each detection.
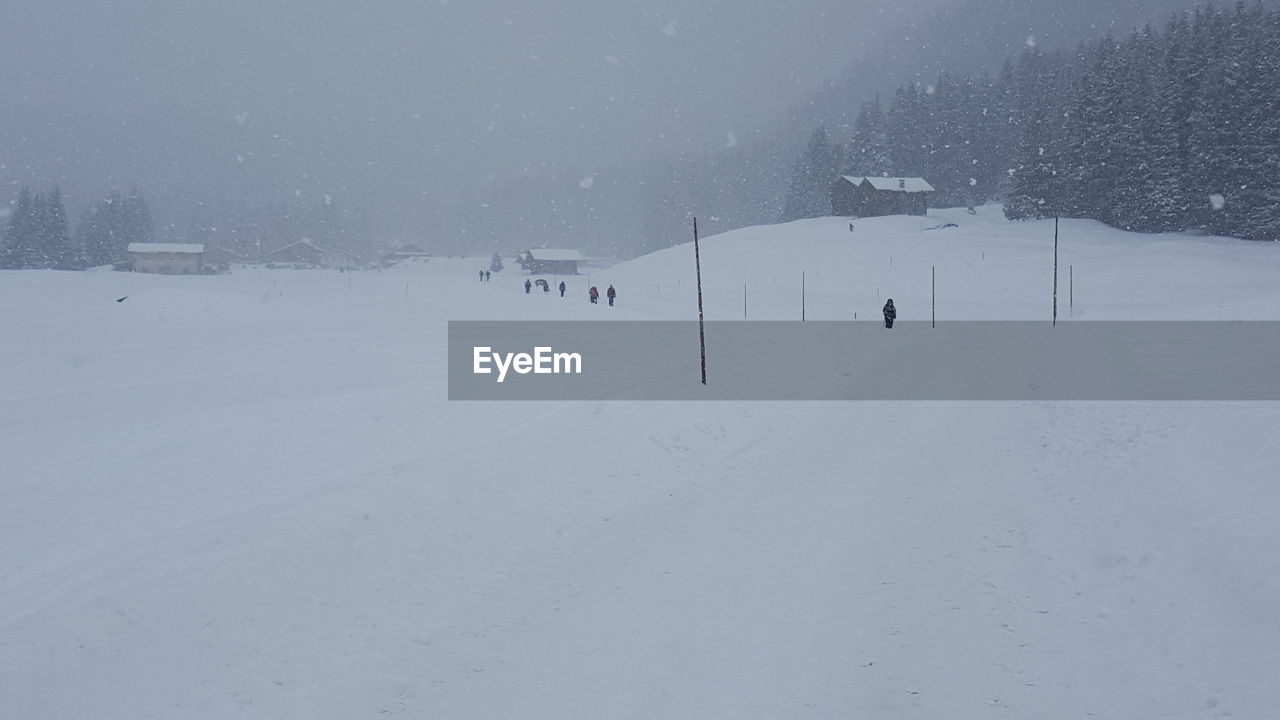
[3,206,1279,718]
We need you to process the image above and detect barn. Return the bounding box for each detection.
[381,243,431,268]
[127,243,205,274]
[523,248,583,275]
[266,239,361,269]
[267,240,324,267]
[832,176,934,218]
[204,246,246,266]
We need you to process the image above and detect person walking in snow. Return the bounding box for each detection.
[484,270,491,282]
[883,298,896,328]
[479,270,485,282]
[558,280,566,297]
[606,284,616,307]
[589,286,599,304]
[525,279,532,294]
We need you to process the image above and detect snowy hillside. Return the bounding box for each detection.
[2,206,1279,718]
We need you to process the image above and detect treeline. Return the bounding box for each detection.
[1,188,155,270]
[785,1,1280,241]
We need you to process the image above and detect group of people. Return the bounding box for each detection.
[587,285,616,305]
[522,278,616,306]
[511,269,888,320]
[478,270,491,282]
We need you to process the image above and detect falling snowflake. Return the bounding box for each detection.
[726,130,738,148]
[1026,35,1037,48]
[1209,193,1226,210]
[579,176,595,189]
[662,21,678,37]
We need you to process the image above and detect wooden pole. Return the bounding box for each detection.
[1053,212,1059,327]
[743,282,747,320]
[801,270,806,322]
[694,217,707,385]
[932,265,936,329]
[1070,264,1074,317]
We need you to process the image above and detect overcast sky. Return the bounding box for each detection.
[1,1,945,208]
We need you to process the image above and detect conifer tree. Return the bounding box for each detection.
[781,126,838,221]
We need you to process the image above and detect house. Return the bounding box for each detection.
[267,240,324,267]
[381,243,431,268]
[832,176,934,217]
[320,247,361,270]
[267,239,362,268]
[127,243,205,274]
[204,246,246,266]
[522,248,583,275]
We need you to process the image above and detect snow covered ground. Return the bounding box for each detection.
[3,206,1279,718]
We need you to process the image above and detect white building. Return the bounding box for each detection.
[128,243,205,274]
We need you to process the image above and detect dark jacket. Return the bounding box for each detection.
[883,301,896,321]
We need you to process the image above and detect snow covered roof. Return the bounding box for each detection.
[841,176,935,193]
[273,239,320,252]
[127,243,205,254]
[525,249,584,261]
[386,243,429,255]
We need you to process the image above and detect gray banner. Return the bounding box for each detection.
[448,321,1280,400]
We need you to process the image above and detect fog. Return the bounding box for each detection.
[3,0,1220,254]
[0,1,943,240]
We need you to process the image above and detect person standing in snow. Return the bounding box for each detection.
[525,279,532,294]
[883,298,896,328]
[589,286,599,304]
[558,280,566,297]
[479,270,485,282]
[484,270,491,282]
[606,285,616,307]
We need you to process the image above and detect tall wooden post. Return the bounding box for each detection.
[743,282,747,320]
[932,265,936,329]
[802,271,806,322]
[1070,264,1074,317]
[694,217,707,385]
[1053,212,1059,327]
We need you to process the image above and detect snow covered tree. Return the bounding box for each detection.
[74,191,156,268]
[781,126,838,221]
[845,97,893,177]
[121,191,156,249]
[1003,49,1072,219]
[2,188,37,269]
[40,188,73,269]
[2,187,72,269]
[489,252,504,273]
